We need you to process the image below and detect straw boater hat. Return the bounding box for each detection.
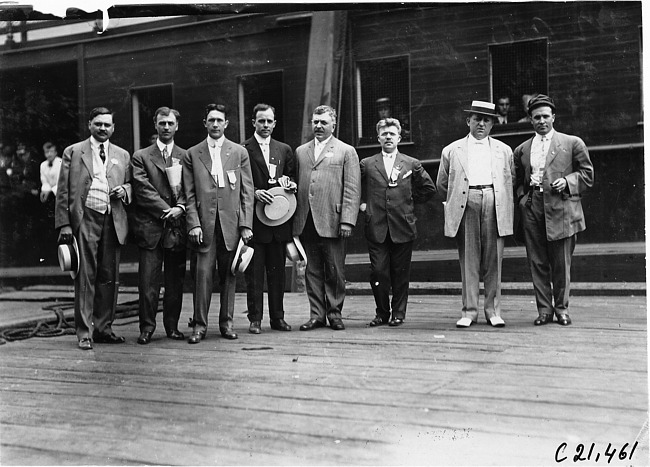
[57,236,79,279]
[285,236,307,264]
[463,100,499,117]
[231,238,254,275]
[256,186,297,227]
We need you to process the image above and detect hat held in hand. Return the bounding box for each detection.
[256,186,297,227]
[58,236,79,279]
[231,238,254,275]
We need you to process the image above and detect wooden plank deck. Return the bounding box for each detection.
[0,292,647,465]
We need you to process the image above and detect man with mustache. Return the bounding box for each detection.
[56,107,132,350]
[292,105,361,331]
[437,100,515,328]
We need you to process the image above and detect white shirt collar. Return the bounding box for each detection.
[90,136,108,150]
[382,151,397,159]
[535,129,555,141]
[156,139,173,153]
[468,134,489,145]
[254,133,270,146]
[207,135,225,148]
[314,135,333,147]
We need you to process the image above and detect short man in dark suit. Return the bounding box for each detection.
[131,106,187,345]
[183,104,255,343]
[360,118,436,327]
[514,94,594,326]
[241,103,296,334]
[56,107,132,350]
[293,105,361,331]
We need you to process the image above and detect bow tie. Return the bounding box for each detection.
[258,141,269,146]
[208,142,222,149]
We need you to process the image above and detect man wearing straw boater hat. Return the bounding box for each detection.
[514,94,594,326]
[55,107,132,350]
[241,103,297,334]
[183,103,254,343]
[131,107,187,345]
[436,100,515,328]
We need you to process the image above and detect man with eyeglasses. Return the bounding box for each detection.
[293,105,361,331]
[514,94,594,326]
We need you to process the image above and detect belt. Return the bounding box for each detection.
[469,184,493,190]
[532,185,544,192]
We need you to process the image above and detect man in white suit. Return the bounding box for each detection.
[436,100,515,328]
[293,105,361,331]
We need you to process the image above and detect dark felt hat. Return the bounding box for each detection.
[527,94,556,115]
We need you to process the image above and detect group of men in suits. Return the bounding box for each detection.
[55,93,593,351]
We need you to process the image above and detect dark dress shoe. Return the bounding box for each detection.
[93,333,126,344]
[557,314,572,326]
[137,331,153,345]
[369,316,389,327]
[534,314,554,326]
[166,330,185,340]
[249,321,262,334]
[188,331,205,344]
[78,338,93,350]
[299,318,326,331]
[221,329,238,340]
[270,319,292,331]
[388,318,404,327]
[329,318,345,331]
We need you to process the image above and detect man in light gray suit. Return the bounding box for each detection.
[436,100,515,328]
[293,105,361,331]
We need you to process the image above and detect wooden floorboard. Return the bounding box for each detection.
[0,293,647,465]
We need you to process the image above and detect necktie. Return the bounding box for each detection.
[162,146,168,162]
[99,143,106,163]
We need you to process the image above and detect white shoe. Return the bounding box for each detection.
[488,316,506,328]
[456,317,474,328]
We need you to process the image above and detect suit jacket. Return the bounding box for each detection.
[131,143,187,250]
[55,138,132,244]
[360,152,436,244]
[293,136,361,238]
[182,137,254,252]
[514,131,594,241]
[241,136,295,243]
[436,135,515,238]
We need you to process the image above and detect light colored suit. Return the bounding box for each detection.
[182,138,254,333]
[436,135,515,322]
[55,138,132,340]
[514,131,594,317]
[293,136,361,323]
[360,152,435,320]
[131,143,187,335]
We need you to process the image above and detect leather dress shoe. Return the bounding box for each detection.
[166,330,185,340]
[78,337,93,350]
[188,331,206,344]
[388,318,404,327]
[93,332,125,344]
[557,314,572,326]
[534,314,554,326]
[137,331,153,345]
[299,318,326,331]
[221,329,238,340]
[249,321,262,334]
[270,319,292,331]
[329,318,345,331]
[369,316,388,327]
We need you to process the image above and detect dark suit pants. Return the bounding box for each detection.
[455,187,504,322]
[191,220,237,334]
[74,207,120,340]
[367,237,413,321]
[523,190,576,317]
[138,243,186,334]
[245,238,286,322]
[301,214,347,324]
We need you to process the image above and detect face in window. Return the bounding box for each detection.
[253,109,276,139]
[204,109,228,140]
[88,114,114,143]
[467,114,494,140]
[155,112,178,145]
[497,98,510,117]
[530,106,555,136]
[377,125,401,153]
[311,112,335,142]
